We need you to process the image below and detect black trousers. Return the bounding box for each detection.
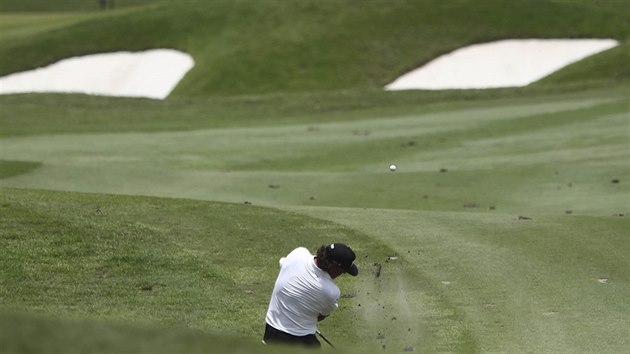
[263,323,321,348]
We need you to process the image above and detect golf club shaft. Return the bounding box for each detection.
[316,330,335,348]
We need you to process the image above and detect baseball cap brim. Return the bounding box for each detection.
[346,263,359,276]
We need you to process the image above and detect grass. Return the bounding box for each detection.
[295,206,630,353]
[0,311,301,354]
[0,187,395,352]
[1,88,627,216]
[0,0,155,12]
[1,86,628,352]
[0,84,627,138]
[0,160,42,179]
[0,0,629,353]
[1,0,629,95]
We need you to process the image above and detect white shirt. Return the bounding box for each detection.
[265,247,340,336]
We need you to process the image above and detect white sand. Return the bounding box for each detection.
[385,39,619,90]
[0,39,619,98]
[0,49,194,100]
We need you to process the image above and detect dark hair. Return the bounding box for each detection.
[315,245,331,270]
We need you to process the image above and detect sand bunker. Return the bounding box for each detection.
[0,49,194,100]
[385,39,619,90]
[0,39,619,98]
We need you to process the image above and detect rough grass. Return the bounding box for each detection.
[0,187,397,352]
[0,0,155,12]
[0,311,301,354]
[1,85,628,352]
[1,0,629,95]
[1,0,629,353]
[1,84,627,138]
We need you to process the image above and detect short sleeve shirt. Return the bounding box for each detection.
[265,247,340,336]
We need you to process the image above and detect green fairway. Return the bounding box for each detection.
[292,206,630,352]
[1,89,627,216]
[1,0,629,353]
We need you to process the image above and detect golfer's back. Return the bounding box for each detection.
[265,247,340,336]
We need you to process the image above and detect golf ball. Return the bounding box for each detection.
[389,164,397,172]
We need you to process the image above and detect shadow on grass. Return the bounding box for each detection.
[0,160,42,179]
[0,310,314,354]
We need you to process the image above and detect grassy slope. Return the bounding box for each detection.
[1,88,627,217]
[0,0,155,12]
[1,0,629,353]
[0,310,300,354]
[294,206,630,353]
[1,87,628,352]
[0,0,629,95]
[0,188,399,352]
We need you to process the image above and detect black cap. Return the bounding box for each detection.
[326,243,358,276]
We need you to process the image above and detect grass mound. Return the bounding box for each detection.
[0,187,403,352]
[1,0,629,96]
[0,311,294,354]
[1,0,629,353]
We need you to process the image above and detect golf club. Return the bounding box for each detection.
[316,330,335,349]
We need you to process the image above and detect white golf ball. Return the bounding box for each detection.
[389,164,397,172]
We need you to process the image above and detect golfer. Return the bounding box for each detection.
[263,243,359,348]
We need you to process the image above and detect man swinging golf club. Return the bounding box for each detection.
[263,243,359,348]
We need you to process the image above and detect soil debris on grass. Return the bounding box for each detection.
[565,210,573,214]
[400,140,416,147]
[439,168,448,173]
[244,289,254,295]
[597,278,609,284]
[518,215,532,220]
[611,179,620,183]
[404,346,415,352]
[373,263,382,278]
[140,285,153,291]
[352,129,370,136]
[463,202,479,208]
[268,184,280,189]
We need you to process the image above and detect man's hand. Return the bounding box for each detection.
[318,314,328,322]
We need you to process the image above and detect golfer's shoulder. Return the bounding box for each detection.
[287,247,311,258]
[280,247,312,268]
[320,278,340,299]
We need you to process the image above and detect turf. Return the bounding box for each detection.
[1,88,627,216]
[0,311,301,354]
[1,0,629,353]
[0,187,393,353]
[1,0,629,94]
